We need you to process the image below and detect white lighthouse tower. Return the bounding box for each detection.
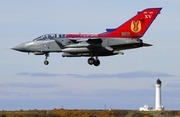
[155,79,164,111]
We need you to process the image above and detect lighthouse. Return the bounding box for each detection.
[155,79,164,110]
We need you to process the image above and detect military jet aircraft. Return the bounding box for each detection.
[12,8,162,66]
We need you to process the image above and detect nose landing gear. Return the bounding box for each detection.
[44,53,49,65]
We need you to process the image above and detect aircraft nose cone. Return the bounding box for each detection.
[12,43,27,52]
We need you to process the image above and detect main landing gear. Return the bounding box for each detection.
[87,56,100,66]
[44,53,49,65]
[43,53,100,66]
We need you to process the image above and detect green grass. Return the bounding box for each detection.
[0,109,180,117]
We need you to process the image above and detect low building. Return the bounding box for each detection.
[139,105,153,111]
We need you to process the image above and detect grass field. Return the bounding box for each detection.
[0,109,180,117]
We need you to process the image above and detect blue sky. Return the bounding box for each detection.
[0,0,180,110]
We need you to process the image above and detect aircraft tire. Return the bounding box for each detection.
[94,60,100,66]
[88,58,94,65]
[44,60,49,65]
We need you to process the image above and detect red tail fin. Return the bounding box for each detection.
[105,8,162,38]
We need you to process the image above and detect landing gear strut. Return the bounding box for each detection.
[44,53,49,65]
[87,56,100,66]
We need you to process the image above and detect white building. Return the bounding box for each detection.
[139,105,153,111]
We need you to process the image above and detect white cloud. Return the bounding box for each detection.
[16,71,174,78]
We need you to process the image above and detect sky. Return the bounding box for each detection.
[0,0,180,110]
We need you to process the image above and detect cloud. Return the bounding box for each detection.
[0,82,60,88]
[79,71,171,78]
[82,71,174,78]
[17,72,63,77]
[16,71,174,78]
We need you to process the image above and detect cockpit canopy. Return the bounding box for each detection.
[33,34,66,41]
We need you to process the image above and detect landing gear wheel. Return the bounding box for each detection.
[88,58,94,65]
[44,53,49,65]
[44,60,49,65]
[94,60,100,66]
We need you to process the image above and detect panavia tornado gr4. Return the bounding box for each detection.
[12,8,162,66]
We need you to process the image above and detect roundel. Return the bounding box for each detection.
[131,20,141,33]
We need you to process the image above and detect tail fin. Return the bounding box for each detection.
[105,8,162,38]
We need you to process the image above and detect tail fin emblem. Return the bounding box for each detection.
[131,20,141,33]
